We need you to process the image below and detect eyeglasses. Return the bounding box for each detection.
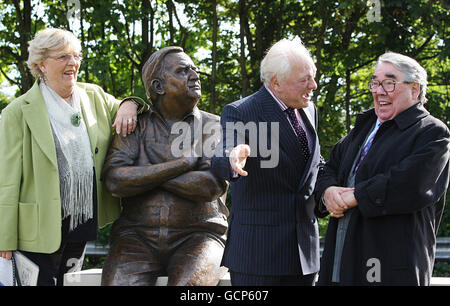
[368,79,411,92]
[48,53,83,63]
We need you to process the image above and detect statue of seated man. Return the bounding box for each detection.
[101,46,229,286]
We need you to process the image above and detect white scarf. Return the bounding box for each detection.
[40,82,94,231]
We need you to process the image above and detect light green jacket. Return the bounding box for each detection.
[0,81,123,253]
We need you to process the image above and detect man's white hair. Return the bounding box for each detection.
[260,38,315,85]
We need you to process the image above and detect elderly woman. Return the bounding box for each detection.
[0,28,146,285]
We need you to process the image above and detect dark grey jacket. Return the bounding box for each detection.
[315,103,450,285]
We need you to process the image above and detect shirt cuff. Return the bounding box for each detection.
[319,194,329,215]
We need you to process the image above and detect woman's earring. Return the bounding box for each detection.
[40,68,47,83]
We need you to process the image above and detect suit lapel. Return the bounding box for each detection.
[297,106,320,191]
[343,110,376,174]
[258,86,303,165]
[301,104,315,130]
[78,85,98,155]
[299,106,317,150]
[21,82,58,168]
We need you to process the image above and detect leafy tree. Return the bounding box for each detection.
[0,0,448,240]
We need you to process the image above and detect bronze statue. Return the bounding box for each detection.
[101,47,229,286]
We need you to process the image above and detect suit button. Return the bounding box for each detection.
[95,147,99,154]
[375,198,382,204]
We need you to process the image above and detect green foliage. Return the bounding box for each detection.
[318,216,330,238]
[0,90,11,113]
[433,262,450,277]
[96,223,112,246]
[1,0,449,243]
[83,255,106,269]
[0,101,8,113]
[438,190,450,237]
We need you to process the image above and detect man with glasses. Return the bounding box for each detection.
[315,52,450,285]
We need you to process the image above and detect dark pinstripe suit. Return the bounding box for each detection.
[211,86,322,281]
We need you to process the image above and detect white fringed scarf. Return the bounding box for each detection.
[40,81,94,231]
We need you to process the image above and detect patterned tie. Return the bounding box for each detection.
[285,108,310,162]
[353,122,381,174]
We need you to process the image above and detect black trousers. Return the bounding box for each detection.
[21,241,86,286]
[230,271,317,286]
[18,171,98,286]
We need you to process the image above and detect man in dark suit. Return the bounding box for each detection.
[211,38,322,285]
[315,52,450,285]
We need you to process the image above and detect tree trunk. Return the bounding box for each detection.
[278,0,285,40]
[239,0,249,97]
[80,4,89,83]
[345,69,351,133]
[209,0,218,113]
[167,0,175,45]
[312,0,330,104]
[12,0,34,93]
[140,0,153,73]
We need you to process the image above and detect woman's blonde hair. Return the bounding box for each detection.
[27,28,82,78]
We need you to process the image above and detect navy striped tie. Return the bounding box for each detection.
[353,122,381,174]
[286,108,310,162]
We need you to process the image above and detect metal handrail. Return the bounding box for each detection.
[86,237,450,261]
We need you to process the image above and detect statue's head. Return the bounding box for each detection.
[142,46,201,108]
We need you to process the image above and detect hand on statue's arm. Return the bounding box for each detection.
[0,251,12,260]
[112,100,138,137]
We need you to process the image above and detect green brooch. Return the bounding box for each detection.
[71,113,81,127]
